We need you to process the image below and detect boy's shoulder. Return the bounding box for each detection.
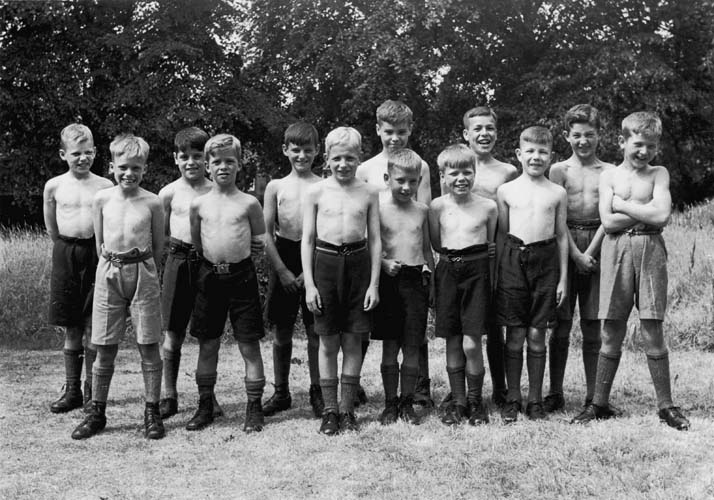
[356,152,387,178]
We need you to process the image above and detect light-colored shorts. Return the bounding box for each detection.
[92,247,162,345]
[557,219,601,322]
[598,230,667,321]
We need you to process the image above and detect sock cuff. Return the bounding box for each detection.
[141,361,163,373]
[446,365,465,375]
[320,377,339,388]
[380,364,400,375]
[196,373,217,386]
[527,349,546,358]
[63,348,84,356]
[84,346,97,354]
[646,352,669,361]
[505,348,522,359]
[401,365,419,377]
[341,374,360,385]
[244,377,266,390]
[163,349,180,361]
[93,365,114,377]
[465,369,485,379]
[600,352,622,361]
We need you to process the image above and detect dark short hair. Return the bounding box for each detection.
[174,127,209,153]
[462,106,498,128]
[284,122,319,148]
[563,104,600,131]
[376,100,413,126]
[520,126,553,148]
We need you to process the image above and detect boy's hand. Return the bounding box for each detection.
[573,251,597,274]
[305,285,322,316]
[381,259,402,277]
[250,237,265,257]
[611,195,626,213]
[363,285,379,311]
[556,280,567,308]
[295,272,304,289]
[278,268,300,294]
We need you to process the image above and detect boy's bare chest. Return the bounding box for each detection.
[171,188,201,219]
[474,169,508,200]
[55,181,96,210]
[103,199,151,229]
[318,191,368,219]
[508,188,557,214]
[381,209,423,241]
[612,170,654,202]
[440,202,489,230]
[202,201,248,228]
[277,184,309,212]
[564,166,600,196]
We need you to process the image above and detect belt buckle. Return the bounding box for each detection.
[214,263,231,275]
[109,258,123,269]
[450,255,462,263]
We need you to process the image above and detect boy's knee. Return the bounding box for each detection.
[273,326,294,346]
[462,336,482,358]
[553,321,572,340]
[199,338,221,357]
[238,340,262,359]
[320,336,340,356]
[95,344,119,366]
[138,342,161,362]
[163,330,185,351]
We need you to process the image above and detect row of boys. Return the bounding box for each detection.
[44,99,688,440]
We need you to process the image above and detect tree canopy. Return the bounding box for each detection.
[2,0,713,220]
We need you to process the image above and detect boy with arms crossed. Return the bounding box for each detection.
[44,124,113,413]
[356,100,434,407]
[157,127,217,419]
[72,134,165,439]
[546,105,615,412]
[302,127,381,434]
[374,149,434,425]
[430,144,498,426]
[496,126,568,423]
[186,134,267,433]
[572,112,689,430]
[262,122,324,418]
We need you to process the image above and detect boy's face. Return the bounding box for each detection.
[463,115,497,156]
[174,147,206,182]
[516,140,552,178]
[110,155,146,192]
[385,167,420,203]
[59,138,96,177]
[619,133,659,170]
[326,144,360,184]
[207,148,240,185]
[282,142,318,174]
[564,122,599,160]
[441,164,475,196]
[376,120,412,153]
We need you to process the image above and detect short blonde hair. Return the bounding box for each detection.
[437,144,476,172]
[110,134,149,162]
[324,127,361,157]
[60,124,93,149]
[205,133,241,160]
[387,148,422,176]
[519,126,553,148]
[622,111,662,139]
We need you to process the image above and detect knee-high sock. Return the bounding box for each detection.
[245,377,266,402]
[320,377,339,414]
[647,353,674,410]
[446,366,466,407]
[63,348,83,387]
[162,349,181,399]
[196,373,217,397]
[466,369,485,404]
[592,352,621,407]
[83,346,96,383]
[526,349,546,403]
[582,339,601,402]
[400,365,419,399]
[486,325,506,393]
[548,336,569,395]
[92,364,114,404]
[339,374,360,414]
[273,342,292,390]
[418,342,430,380]
[141,361,163,403]
[504,348,523,402]
[380,364,400,401]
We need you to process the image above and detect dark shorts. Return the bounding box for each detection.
[434,244,490,338]
[161,238,200,332]
[496,235,558,329]
[49,235,97,327]
[372,267,428,346]
[313,239,372,336]
[557,219,601,322]
[264,236,313,328]
[190,258,264,343]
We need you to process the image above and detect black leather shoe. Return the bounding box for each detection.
[263,390,292,417]
[526,401,547,420]
[319,410,339,435]
[399,396,420,425]
[501,400,521,424]
[144,402,165,440]
[51,384,83,414]
[543,393,565,413]
[413,377,435,408]
[441,403,469,426]
[570,403,616,424]
[379,397,400,425]
[212,394,224,418]
[353,385,368,408]
[491,389,508,409]
[309,384,325,418]
[186,394,214,431]
[71,403,106,440]
[339,411,359,432]
[658,406,689,430]
[243,399,264,434]
[467,399,489,425]
[159,397,178,419]
[438,392,453,416]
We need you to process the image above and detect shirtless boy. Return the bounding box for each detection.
[546,105,615,412]
[44,124,112,414]
[355,100,433,407]
[302,127,381,434]
[157,127,214,419]
[262,122,324,418]
[430,144,498,425]
[72,134,166,439]
[186,134,267,433]
[571,112,689,430]
[374,149,434,425]
[496,126,568,423]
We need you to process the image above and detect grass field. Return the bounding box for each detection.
[2,202,714,499]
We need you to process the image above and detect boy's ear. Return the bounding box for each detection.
[562,130,570,140]
[173,152,179,165]
[281,144,288,156]
[375,122,381,134]
[383,172,389,184]
[462,128,469,143]
[59,149,66,160]
[108,162,114,173]
[617,135,625,149]
[515,148,522,161]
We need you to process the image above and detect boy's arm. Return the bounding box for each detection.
[262,182,298,292]
[583,225,606,260]
[301,187,321,314]
[247,197,267,252]
[42,179,59,242]
[364,189,381,312]
[555,189,569,307]
[486,201,498,288]
[150,197,165,269]
[427,201,442,252]
[92,192,105,257]
[496,187,509,239]
[158,185,173,238]
[599,170,637,233]
[611,167,672,227]
[417,161,432,205]
[189,199,202,257]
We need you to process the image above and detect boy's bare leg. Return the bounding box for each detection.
[138,342,165,439]
[305,324,324,417]
[502,326,526,423]
[264,325,293,416]
[379,340,401,425]
[159,329,184,418]
[318,335,340,435]
[186,338,220,431]
[238,340,266,433]
[52,326,85,413]
[580,319,601,404]
[486,324,507,405]
[545,321,570,412]
[442,336,467,426]
[339,332,363,430]
[525,327,547,419]
[463,334,488,424]
[71,344,118,439]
